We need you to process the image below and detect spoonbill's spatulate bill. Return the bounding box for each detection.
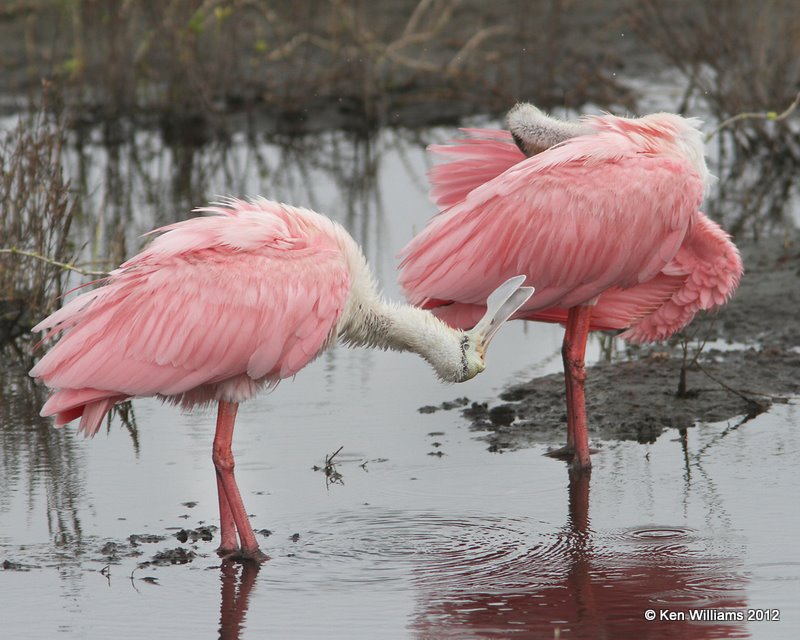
[399,104,743,470]
[30,197,534,561]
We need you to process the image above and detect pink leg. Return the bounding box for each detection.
[562,348,576,451]
[213,401,268,562]
[216,474,238,555]
[562,305,593,470]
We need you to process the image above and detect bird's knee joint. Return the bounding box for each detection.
[212,449,235,473]
[567,359,586,382]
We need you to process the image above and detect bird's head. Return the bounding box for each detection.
[450,276,534,382]
[506,102,593,157]
[454,334,486,382]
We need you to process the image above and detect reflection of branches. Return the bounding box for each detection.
[691,413,754,466]
[108,401,141,458]
[689,439,735,531]
[392,127,435,196]
[0,359,85,547]
[708,151,799,237]
[67,118,416,275]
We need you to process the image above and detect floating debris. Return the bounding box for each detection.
[175,527,215,543]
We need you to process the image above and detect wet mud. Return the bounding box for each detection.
[85,527,219,566]
[452,235,800,451]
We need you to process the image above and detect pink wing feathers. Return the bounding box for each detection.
[618,214,742,342]
[400,151,704,314]
[31,199,351,436]
[401,127,742,342]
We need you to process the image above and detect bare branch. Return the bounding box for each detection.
[446,25,509,73]
[386,0,458,57]
[265,32,340,62]
[705,92,800,142]
[0,247,109,277]
[402,0,436,39]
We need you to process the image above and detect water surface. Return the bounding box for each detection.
[1,122,798,639]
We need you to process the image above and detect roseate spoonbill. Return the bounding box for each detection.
[399,104,743,470]
[29,197,533,562]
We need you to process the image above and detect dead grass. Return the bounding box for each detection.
[630,0,800,160]
[6,0,630,132]
[0,113,77,344]
[630,0,800,236]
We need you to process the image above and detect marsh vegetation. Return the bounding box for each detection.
[1,3,799,639]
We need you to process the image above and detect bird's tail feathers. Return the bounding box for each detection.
[41,388,127,438]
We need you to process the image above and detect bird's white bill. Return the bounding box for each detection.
[468,275,534,353]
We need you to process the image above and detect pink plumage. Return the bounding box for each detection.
[398,108,743,469]
[401,122,742,340]
[31,198,351,437]
[30,196,535,561]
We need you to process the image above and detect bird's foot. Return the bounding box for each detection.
[544,444,599,462]
[545,444,574,460]
[216,546,270,564]
[216,540,239,556]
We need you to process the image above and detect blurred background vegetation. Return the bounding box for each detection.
[0,0,792,134]
[0,0,799,345]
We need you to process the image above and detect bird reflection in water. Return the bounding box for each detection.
[412,469,749,639]
[218,560,260,640]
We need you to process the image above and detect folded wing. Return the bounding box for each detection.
[31,203,351,435]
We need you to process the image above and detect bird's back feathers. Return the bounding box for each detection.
[400,113,741,341]
[31,198,353,436]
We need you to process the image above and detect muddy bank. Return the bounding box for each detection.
[450,234,800,451]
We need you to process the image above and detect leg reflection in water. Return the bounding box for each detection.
[411,466,748,639]
[218,560,260,640]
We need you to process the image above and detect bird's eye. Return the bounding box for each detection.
[459,336,472,377]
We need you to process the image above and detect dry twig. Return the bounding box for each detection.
[0,247,109,278]
[705,91,800,142]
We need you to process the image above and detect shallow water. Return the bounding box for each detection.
[3,374,798,639]
[2,123,799,639]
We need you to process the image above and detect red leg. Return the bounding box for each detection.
[216,474,238,555]
[562,339,577,451]
[213,401,268,562]
[562,305,593,469]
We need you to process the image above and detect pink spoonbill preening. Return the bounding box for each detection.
[398,104,743,471]
[29,197,534,562]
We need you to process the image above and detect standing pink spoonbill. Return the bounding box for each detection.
[399,104,743,470]
[30,197,534,562]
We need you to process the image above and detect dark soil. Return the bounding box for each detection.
[454,235,800,451]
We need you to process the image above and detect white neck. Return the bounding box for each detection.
[331,229,468,382]
[338,294,468,382]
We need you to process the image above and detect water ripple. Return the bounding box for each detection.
[254,507,752,638]
[267,509,556,592]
